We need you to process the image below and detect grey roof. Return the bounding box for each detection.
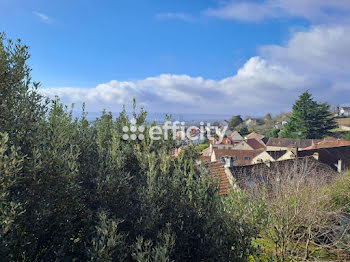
[267,150,287,160]
[266,138,322,148]
[229,157,338,190]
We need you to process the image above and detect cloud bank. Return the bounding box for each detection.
[40,2,350,115]
[204,0,350,23]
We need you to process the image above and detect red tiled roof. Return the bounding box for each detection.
[199,155,211,162]
[213,149,261,166]
[201,147,212,156]
[245,132,265,141]
[205,161,230,195]
[245,138,266,150]
[229,131,239,137]
[304,140,350,149]
[209,137,232,145]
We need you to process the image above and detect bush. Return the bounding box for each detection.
[0,34,257,261]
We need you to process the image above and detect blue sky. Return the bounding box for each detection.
[1,0,350,115]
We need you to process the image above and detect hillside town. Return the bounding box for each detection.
[198,129,350,195]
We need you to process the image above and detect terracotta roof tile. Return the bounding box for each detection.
[245,132,265,141]
[213,149,261,166]
[304,140,350,149]
[245,138,266,150]
[205,161,230,195]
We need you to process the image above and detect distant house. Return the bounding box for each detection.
[339,106,350,117]
[245,132,266,145]
[201,147,212,156]
[266,138,322,151]
[303,139,350,150]
[251,150,296,164]
[299,145,350,172]
[229,156,338,191]
[245,118,257,127]
[211,149,261,167]
[216,127,231,137]
[229,131,244,141]
[206,155,338,195]
[244,139,266,150]
[281,118,290,126]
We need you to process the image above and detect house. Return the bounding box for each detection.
[245,132,266,145]
[205,161,233,195]
[201,147,212,157]
[198,155,211,165]
[303,139,350,150]
[211,149,262,167]
[298,145,350,172]
[245,118,257,127]
[209,137,236,150]
[206,155,339,195]
[339,106,350,117]
[229,156,338,191]
[251,150,296,164]
[266,138,322,151]
[244,138,266,150]
[229,131,244,141]
[281,118,290,126]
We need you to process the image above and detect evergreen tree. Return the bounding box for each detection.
[281,91,337,139]
[228,115,243,129]
[239,127,249,136]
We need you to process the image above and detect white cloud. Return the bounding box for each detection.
[40,23,350,115]
[40,58,309,115]
[156,12,194,22]
[204,2,277,22]
[204,0,350,23]
[33,11,51,23]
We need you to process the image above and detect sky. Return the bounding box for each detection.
[1,0,350,116]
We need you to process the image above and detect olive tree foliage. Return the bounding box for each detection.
[0,34,257,261]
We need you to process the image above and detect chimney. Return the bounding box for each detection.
[290,147,298,158]
[312,152,319,161]
[225,157,231,168]
[338,160,342,173]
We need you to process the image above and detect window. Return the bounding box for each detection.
[221,157,226,164]
[230,156,236,166]
[244,156,250,161]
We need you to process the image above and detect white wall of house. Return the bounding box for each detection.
[340,108,350,116]
[266,146,288,151]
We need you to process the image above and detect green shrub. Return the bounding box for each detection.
[0,34,257,261]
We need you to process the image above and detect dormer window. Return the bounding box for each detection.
[244,156,250,160]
